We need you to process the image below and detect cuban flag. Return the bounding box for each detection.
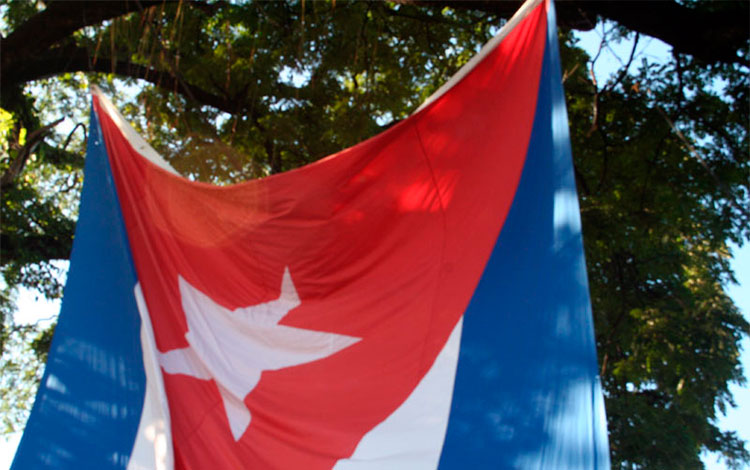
[12,0,610,468]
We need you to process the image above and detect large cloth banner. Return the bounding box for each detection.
[12,0,610,468]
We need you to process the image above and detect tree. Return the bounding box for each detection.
[1,1,748,468]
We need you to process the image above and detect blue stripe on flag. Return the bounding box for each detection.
[438,2,610,468]
[11,108,146,470]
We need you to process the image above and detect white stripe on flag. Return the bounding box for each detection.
[128,284,174,470]
[333,318,463,470]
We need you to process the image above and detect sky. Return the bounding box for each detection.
[2,14,749,470]
[704,243,750,470]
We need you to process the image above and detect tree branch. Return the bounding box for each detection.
[1,118,65,192]
[3,0,748,121]
[412,0,749,65]
[3,45,243,114]
[579,0,748,66]
[1,1,165,75]
[1,1,228,94]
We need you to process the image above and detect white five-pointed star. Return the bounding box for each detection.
[158,267,361,441]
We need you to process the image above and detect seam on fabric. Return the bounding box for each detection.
[181,395,227,444]
[411,120,450,377]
